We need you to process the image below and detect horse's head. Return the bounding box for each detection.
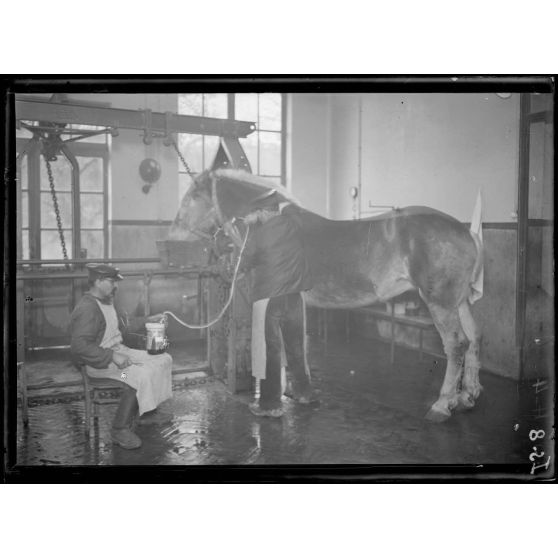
[169,168,298,242]
[168,170,217,242]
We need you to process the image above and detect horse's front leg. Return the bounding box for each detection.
[425,304,469,422]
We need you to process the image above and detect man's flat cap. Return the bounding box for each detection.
[86,263,124,281]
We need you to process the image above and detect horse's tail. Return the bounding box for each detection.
[468,190,484,304]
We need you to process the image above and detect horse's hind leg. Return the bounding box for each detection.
[424,303,469,422]
[455,301,482,410]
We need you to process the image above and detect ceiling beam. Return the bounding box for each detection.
[15,98,256,138]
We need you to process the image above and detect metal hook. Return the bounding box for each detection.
[142,109,153,145]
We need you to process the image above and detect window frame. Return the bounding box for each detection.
[177,93,286,196]
[16,138,109,263]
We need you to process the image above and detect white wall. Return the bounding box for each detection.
[330,93,520,222]
[67,94,179,222]
[286,94,330,216]
[328,94,361,220]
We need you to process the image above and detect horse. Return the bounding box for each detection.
[169,169,484,422]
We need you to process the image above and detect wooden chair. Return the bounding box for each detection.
[76,364,124,435]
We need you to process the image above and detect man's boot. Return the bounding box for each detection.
[111,386,142,449]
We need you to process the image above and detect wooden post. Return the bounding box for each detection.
[226,271,253,394]
[207,276,228,382]
[227,292,238,394]
[197,275,204,339]
[205,279,211,366]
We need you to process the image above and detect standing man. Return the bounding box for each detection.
[70,264,173,449]
[241,190,315,418]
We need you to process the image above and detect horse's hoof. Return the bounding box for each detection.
[454,400,474,412]
[463,383,483,400]
[455,392,476,412]
[425,408,452,423]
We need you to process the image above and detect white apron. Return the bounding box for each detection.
[86,300,173,415]
[251,298,288,391]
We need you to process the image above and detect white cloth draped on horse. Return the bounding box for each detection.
[468,189,484,304]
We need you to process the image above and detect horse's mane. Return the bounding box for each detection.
[211,169,301,206]
[192,170,461,227]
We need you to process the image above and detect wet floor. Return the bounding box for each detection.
[15,335,535,468]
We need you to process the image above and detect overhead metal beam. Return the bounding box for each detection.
[15,99,256,138]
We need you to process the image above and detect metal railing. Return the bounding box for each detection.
[16,258,219,359]
[17,257,160,266]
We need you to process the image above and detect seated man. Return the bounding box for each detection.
[70,263,173,450]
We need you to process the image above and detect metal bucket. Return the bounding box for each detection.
[145,322,169,355]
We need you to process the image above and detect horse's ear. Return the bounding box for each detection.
[190,170,214,197]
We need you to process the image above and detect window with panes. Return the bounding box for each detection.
[177,93,285,201]
[17,124,109,262]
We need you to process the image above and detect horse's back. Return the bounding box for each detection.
[285,203,478,309]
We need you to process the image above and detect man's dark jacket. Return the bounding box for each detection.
[241,208,313,302]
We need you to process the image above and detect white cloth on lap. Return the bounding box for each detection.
[86,345,173,415]
[89,299,172,415]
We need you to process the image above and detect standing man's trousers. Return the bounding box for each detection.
[259,292,311,410]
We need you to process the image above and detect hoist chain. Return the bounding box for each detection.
[44,155,70,268]
[169,136,196,177]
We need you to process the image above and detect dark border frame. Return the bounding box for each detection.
[2,75,556,483]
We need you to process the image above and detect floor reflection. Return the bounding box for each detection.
[16,337,530,467]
